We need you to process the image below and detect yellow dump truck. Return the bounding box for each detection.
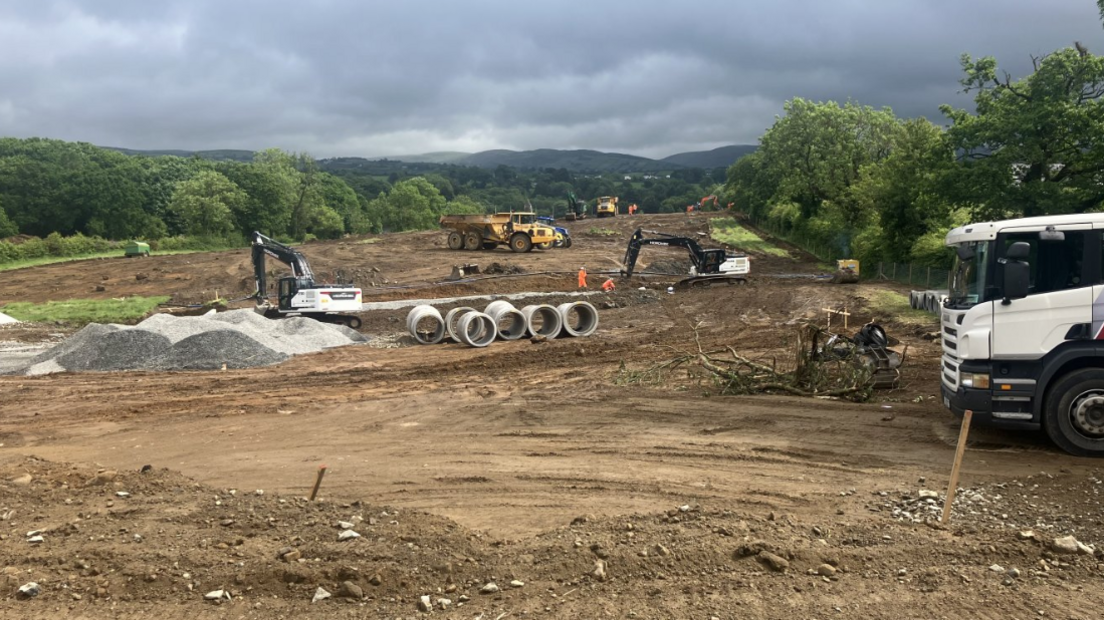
[440,212,557,253]
[596,196,618,218]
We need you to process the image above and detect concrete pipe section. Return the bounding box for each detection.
[444,306,478,343]
[406,305,446,345]
[557,301,599,337]
[483,301,527,341]
[520,304,563,339]
[457,311,496,347]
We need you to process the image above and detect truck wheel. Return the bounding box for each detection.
[510,233,533,253]
[447,232,464,250]
[536,242,553,250]
[563,237,573,249]
[1044,368,1104,456]
[464,232,482,251]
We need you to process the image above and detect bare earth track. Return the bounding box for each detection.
[2,213,1103,619]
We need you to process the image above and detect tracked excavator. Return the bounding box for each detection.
[621,228,750,286]
[250,231,363,328]
[565,192,588,221]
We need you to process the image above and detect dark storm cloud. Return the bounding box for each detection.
[0,0,1100,158]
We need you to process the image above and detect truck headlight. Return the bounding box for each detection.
[960,372,990,389]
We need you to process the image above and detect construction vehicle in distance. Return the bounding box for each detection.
[834,259,860,283]
[939,212,1104,456]
[250,231,363,328]
[596,196,618,218]
[440,212,556,253]
[536,216,573,248]
[565,192,588,221]
[620,228,750,286]
[125,241,150,257]
[700,195,719,210]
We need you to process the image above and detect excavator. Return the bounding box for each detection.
[565,192,588,221]
[621,228,750,286]
[250,231,363,328]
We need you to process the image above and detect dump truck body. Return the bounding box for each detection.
[596,196,618,218]
[440,212,556,253]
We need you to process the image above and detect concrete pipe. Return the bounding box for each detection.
[483,301,527,341]
[406,305,445,345]
[521,304,563,339]
[444,306,478,343]
[556,301,599,337]
[909,291,918,310]
[458,311,496,348]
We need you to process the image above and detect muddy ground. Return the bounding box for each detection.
[1,213,1103,619]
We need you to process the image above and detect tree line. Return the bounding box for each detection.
[0,137,727,256]
[723,6,1104,267]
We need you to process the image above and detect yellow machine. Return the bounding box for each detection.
[834,259,860,284]
[596,196,618,218]
[440,212,556,253]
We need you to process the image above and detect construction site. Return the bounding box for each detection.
[1,212,1103,620]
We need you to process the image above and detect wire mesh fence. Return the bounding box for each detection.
[865,262,951,290]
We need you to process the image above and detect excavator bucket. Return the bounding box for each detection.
[833,259,860,284]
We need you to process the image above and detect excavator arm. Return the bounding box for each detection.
[251,231,315,301]
[621,229,709,277]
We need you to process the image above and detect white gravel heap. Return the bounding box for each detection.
[0,312,19,325]
[12,309,367,375]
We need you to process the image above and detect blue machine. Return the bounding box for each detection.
[536,216,573,248]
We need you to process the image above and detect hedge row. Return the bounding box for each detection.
[0,232,243,265]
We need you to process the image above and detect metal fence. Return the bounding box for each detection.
[865,262,951,290]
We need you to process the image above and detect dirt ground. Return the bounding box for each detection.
[2,213,1103,619]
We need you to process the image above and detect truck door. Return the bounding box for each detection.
[991,228,1094,359]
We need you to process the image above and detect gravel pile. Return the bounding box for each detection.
[0,311,19,325]
[9,309,367,375]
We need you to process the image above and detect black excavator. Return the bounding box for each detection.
[250,231,363,328]
[621,228,750,286]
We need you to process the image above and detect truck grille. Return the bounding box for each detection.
[941,311,962,391]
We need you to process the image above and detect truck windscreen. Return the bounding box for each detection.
[948,241,989,309]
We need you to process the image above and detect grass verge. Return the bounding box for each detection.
[0,249,222,273]
[1,296,172,325]
[862,288,935,325]
[587,227,619,236]
[710,218,789,257]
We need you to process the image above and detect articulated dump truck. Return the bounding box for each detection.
[439,211,557,253]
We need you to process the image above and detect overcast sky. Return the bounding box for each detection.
[0,0,1100,159]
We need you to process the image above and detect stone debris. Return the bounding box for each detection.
[17,582,41,599]
[510,579,525,588]
[312,587,331,603]
[204,589,230,601]
[758,551,789,572]
[338,529,361,541]
[480,582,499,594]
[417,595,432,612]
[7,309,367,376]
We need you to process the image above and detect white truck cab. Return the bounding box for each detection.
[941,213,1104,455]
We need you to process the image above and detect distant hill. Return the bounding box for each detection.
[661,145,757,168]
[388,151,472,164]
[104,147,255,162]
[105,144,758,173]
[455,148,669,173]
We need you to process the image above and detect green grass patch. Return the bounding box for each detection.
[1,295,171,325]
[587,227,619,236]
[0,249,222,273]
[709,218,789,257]
[356,237,383,244]
[862,289,935,325]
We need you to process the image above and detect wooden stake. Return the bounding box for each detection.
[941,410,973,524]
[309,464,328,502]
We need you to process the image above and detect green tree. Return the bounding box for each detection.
[0,200,16,237]
[442,195,486,215]
[940,45,1104,217]
[168,170,245,236]
[364,177,447,232]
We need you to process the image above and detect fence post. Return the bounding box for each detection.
[908,264,913,285]
[926,266,931,288]
[891,263,897,280]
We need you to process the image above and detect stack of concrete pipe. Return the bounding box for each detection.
[406,300,598,348]
[908,289,949,314]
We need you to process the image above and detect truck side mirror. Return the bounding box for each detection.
[1006,247,1028,302]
